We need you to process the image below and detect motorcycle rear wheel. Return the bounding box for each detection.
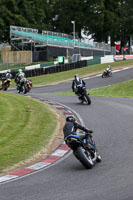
[74,146,94,169]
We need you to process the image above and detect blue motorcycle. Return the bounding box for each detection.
[65,133,101,169]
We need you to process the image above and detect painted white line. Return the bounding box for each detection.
[83,77,92,80]
[27,162,50,170]
[55,105,64,109]
[113,70,121,73]
[123,67,130,70]
[96,74,102,77]
[0,175,18,183]
[51,149,68,157]
[64,109,74,113]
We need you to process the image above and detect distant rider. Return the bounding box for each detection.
[106,65,112,74]
[72,74,86,94]
[15,69,26,85]
[1,69,12,85]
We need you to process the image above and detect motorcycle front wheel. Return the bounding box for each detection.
[73,146,94,169]
[3,82,9,91]
[109,72,112,77]
[102,73,105,78]
[22,85,27,94]
[84,94,91,105]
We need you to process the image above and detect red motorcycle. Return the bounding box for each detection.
[26,80,32,93]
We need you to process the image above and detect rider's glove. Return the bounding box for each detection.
[87,129,93,134]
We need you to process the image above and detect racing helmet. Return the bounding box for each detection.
[74,74,79,79]
[18,69,22,73]
[66,116,75,123]
[74,74,80,82]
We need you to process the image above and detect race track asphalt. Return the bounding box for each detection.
[1,67,133,200]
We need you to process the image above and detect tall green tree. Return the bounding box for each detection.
[117,0,133,50]
[103,0,120,46]
[82,0,105,41]
[51,0,85,37]
[0,0,133,49]
[0,0,52,42]
[16,0,51,31]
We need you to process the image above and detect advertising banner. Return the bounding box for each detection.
[124,55,133,60]
[114,55,124,61]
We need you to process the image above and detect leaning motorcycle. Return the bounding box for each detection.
[17,78,32,94]
[75,86,91,105]
[0,78,12,91]
[102,70,112,78]
[66,133,101,169]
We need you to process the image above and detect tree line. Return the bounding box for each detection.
[0,0,133,50]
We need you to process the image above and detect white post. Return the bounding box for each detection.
[71,21,75,48]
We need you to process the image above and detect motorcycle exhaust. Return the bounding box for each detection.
[68,138,77,142]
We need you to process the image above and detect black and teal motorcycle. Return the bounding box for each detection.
[75,86,91,105]
[65,132,101,169]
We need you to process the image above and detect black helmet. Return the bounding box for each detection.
[66,116,75,123]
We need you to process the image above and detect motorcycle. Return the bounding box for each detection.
[0,78,12,91]
[75,86,91,105]
[66,132,101,169]
[17,78,32,94]
[102,70,112,78]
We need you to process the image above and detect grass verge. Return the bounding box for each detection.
[0,92,57,172]
[89,80,133,98]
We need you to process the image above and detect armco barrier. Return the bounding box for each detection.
[40,62,54,68]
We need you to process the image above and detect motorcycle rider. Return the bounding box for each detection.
[106,65,112,74]
[15,69,26,91]
[63,116,100,157]
[15,69,26,84]
[72,74,86,94]
[1,69,12,85]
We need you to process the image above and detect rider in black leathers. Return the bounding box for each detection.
[63,116,101,161]
[72,74,86,94]
[63,116,93,146]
